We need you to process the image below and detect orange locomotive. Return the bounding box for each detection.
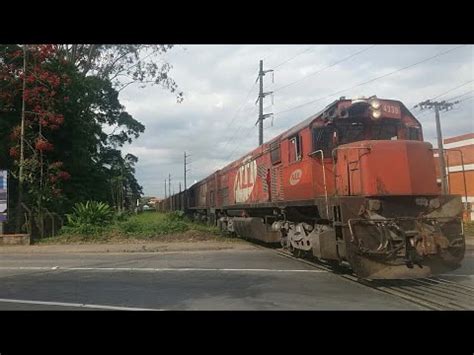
[160,96,465,279]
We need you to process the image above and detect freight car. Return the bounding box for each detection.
[159,96,465,279]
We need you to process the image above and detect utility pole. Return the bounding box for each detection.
[415,99,459,194]
[164,179,167,199]
[168,173,172,210]
[184,151,190,209]
[16,45,27,232]
[255,59,274,146]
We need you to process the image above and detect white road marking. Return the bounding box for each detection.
[0,266,326,273]
[440,274,474,277]
[0,298,162,311]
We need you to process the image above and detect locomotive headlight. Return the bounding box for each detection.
[371,109,382,120]
[370,99,381,110]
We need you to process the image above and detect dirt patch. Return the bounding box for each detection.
[0,236,256,254]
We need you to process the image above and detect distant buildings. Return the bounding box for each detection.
[148,197,161,208]
[433,133,473,221]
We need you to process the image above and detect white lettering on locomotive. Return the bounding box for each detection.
[234,158,257,203]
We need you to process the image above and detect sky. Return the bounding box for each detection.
[118,45,474,198]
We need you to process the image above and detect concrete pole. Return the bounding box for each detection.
[434,104,448,195]
[258,60,264,146]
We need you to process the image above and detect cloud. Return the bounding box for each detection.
[119,45,474,197]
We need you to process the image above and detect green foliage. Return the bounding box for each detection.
[168,210,185,221]
[66,201,114,227]
[41,212,228,244]
[118,212,188,236]
[0,45,185,236]
[464,222,474,237]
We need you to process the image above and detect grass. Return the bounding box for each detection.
[39,211,237,244]
[464,222,474,237]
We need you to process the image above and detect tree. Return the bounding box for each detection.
[1,45,71,236]
[1,44,183,237]
[55,45,184,100]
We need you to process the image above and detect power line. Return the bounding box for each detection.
[223,82,257,132]
[221,105,258,151]
[272,46,314,70]
[223,106,259,157]
[416,88,474,118]
[431,79,473,100]
[273,45,376,93]
[445,89,474,101]
[456,95,474,103]
[274,45,466,116]
[226,124,255,161]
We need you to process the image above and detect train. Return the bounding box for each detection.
[158,96,466,279]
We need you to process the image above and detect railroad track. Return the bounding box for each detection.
[268,246,474,310]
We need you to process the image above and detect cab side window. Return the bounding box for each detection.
[270,141,281,165]
[289,135,302,163]
[313,126,335,157]
[408,126,421,141]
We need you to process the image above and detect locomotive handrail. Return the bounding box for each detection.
[308,150,329,218]
[439,148,468,206]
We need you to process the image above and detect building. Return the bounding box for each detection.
[433,132,474,221]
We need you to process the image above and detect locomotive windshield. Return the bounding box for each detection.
[312,120,403,156]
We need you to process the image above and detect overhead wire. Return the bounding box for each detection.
[273,45,467,117]
[271,46,314,70]
[273,45,376,93]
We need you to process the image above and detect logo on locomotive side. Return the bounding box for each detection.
[234,158,257,203]
[289,169,302,186]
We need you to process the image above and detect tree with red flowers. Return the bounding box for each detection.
[1,45,71,236]
[1,44,182,238]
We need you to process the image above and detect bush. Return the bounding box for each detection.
[118,212,188,237]
[168,210,185,221]
[66,201,114,228]
[115,210,131,222]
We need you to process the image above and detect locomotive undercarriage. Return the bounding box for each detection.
[211,194,465,279]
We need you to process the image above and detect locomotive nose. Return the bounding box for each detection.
[335,140,439,196]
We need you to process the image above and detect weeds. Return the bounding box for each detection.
[40,211,223,244]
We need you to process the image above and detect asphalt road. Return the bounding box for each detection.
[0,246,472,310]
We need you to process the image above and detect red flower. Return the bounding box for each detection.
[10,126,21,140]
[9,147,19,158]
[49,161,63,169]
[57,171,71,181]
[35,138,54,152]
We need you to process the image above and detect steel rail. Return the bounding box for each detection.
[250,242,473,310]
